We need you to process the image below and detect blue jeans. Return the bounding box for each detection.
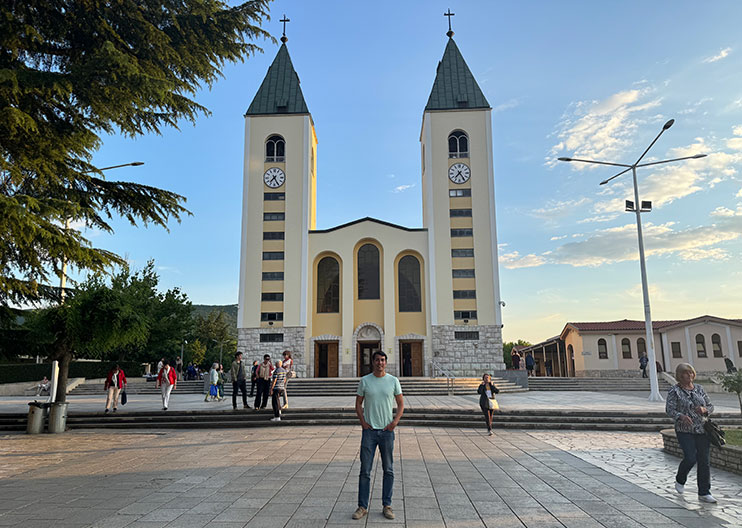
[676,431,711,496]
[358,429,394,509]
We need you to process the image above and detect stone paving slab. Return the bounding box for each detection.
[0,426,737,527]
[2,390,740,415]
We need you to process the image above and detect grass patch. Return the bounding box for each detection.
[724,428,742,446]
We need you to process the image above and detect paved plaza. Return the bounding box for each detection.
[1,423,740,528]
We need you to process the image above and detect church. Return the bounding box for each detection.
[237,29,505,378]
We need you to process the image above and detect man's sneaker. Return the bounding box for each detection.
[112,408,117,413]
[243,404,251,409]
[270,417,281,422]
[488,430,493,436]
[675,482,684,494]
[351,507,367,520]
[104,409,109,414]
[383,506,395,520]
[699,494,717,503]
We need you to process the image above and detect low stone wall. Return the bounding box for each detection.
[0,378,85,396]
[661,428,742,475]
[496,369,528,389]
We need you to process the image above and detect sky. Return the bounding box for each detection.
[86,1,742,344]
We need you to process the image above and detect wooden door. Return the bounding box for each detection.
[411,342,423,376]
[327,342,339,377]
[358,342,377,376]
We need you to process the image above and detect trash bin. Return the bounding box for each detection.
[48,401,69,434]
[27,402,47,434]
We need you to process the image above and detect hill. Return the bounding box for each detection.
[192,304,238,337]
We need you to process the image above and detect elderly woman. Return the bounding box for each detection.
[477,373,500,436]
[205,363,220,402]
[665,363,717,503]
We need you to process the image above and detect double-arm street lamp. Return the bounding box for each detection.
[559,119,706,402]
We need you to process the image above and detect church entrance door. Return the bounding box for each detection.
[357,342,379,377]
[315,342,339,377]
[399,341,423,376]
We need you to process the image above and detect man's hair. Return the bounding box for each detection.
[264,354,271,360]
[235,351,242,358]
[163,359,170,366]
[372,350,387,361]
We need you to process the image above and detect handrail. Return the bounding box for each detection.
[431,359,456,395]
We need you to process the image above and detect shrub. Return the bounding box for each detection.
[0,361,144,384]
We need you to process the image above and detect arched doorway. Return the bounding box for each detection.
[356,325,381,376]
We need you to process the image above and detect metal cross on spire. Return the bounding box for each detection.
[444,9,455,37]
[280,14,290,43]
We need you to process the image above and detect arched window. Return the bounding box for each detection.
[695,334,707,358]
[265,135,285,162]
[621,338,632,359]
[357,244,380,299]
[637,338,646,357]
[598,339,608,359]
[398,255,421,312]
[316,257,339,313]
[448,130,469,158]
[712,333,723,357]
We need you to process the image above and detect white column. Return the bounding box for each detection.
[725,325,736,367]
[684,327,694,367]
[611,334,619,371]
[661,332,671,373]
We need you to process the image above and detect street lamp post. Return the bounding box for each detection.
[212,339,226,366]
[558,119,706,402]
[59,162,145,301]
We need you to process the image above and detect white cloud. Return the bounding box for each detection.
[550,235,567,241]
[703,47,732,63]
[548,87,662,167]
[736,188,742,198]
[499,251,547,269]
[157,266,182,274]
[503,208,742,269]
[732,125,742,136]
[726,138,742,150]
[493,98,520,113]
[391,184,414,193]
[577,214,618,224]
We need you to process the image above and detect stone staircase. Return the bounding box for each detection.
[2,407,740,433]
[527,376,673,392]
[67,376,525,397]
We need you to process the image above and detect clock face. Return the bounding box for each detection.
[448,163,470,184]
[263,167,285,188]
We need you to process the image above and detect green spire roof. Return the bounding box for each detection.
[425,38,490,111]
[246,43,309,115]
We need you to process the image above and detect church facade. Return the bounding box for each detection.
[237,36,505,378]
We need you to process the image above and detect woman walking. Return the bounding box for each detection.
[666,363,717,503]
[477,373,499,436]
[157,359,177,411]
[205,363,219,402]
[104,364,127,413]
[281,350,294,409]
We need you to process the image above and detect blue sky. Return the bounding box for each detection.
[87,1,742,343]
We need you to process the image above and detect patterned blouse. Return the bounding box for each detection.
[665,384,714,434]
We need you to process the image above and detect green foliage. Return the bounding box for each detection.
[188,339,207,366]
[721,370,742,415]
[725,429,742,446]
[0,0,273,306]
[192,309,236,367]
[0,361,143,384]
[503,340,532,369]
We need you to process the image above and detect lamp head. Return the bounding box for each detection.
[557,157,572,162]
[662,119,674,130]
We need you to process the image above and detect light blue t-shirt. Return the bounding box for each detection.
[357,373,402,430]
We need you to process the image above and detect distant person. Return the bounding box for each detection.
[477,373,500,436]
[230,352,250,410]
[639,354,648,378]
[281,350,294,409]
[525,353,534,377]
[34,376,51,396]
[206,363,220,402]
[254,354,273,410]
[656,361,663,374]
[175,357,183,381]
[249,360,259,397]
[511,351,521,370]
[545,359,553,377]
[157,357,164,375]
[157,359,177,411]
[666,363,717,503]
[104,365,127,413]
[352,351,403,521]
[723,356,737,374]
[217,364,226,399]
[270,360,287,422]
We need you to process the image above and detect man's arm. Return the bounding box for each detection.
[385,394,404,431]
[355,395,371,429]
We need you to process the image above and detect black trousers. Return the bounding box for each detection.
[232,379,248,408]
[254,378,270,409]
[249,378,256,397]
[271,388,283,417]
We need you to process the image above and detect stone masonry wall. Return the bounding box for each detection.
[431,324,504,377]
[238,326,306,378]
[662,428,741,475]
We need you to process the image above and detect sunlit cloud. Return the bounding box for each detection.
[499,251,547,269]
[493,98,520,113]
[577,214,618,224]
[391,184,415,193]
[528,197,590,220]
[550,235,567,241]
[703,47,732,63]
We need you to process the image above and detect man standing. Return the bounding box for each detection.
[525,353,535,377]
[254,354,273,410]
[639,354,649,378]
[352,351,404,521]
[230,352,251,410]
[269,360,287,422]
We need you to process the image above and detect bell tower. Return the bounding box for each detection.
[421,32,505,374]
[237,37,317,376]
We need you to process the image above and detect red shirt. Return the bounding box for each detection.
[104,369,127,390]
[158,366,177,386]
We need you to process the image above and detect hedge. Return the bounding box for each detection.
[0,361,144,384]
